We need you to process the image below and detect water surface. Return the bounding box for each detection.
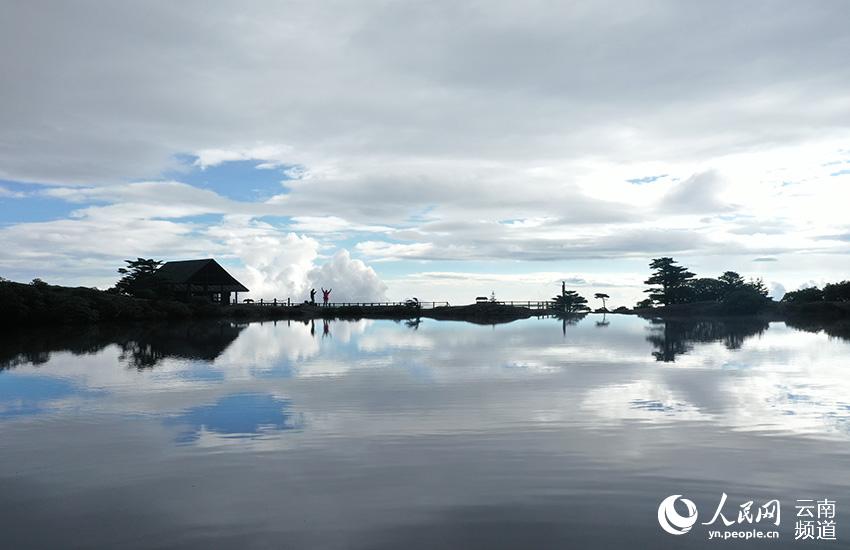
[1,315,848,548]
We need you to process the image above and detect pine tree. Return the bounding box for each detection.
[644,257,695,306]
[553,290,590,313]
[114,258,163,297]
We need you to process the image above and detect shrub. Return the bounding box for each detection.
[823,281,850,302]
[782,287,824,304]
[721,288,770,315]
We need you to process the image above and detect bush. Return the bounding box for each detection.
[824,281,850,302]
[782,287,824,304]
[721,288,770,315]
[61,296,100,323]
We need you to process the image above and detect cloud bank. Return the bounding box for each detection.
[1,1,849,303]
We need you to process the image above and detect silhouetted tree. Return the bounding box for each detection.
[823,281,850,302]
[721,286,770,314]
[781,287,824,303]
[746,277,769,297]
[644,257,695,306]
[552,290,590,312]
[594,292,610,310]
[635,298,654,309]
[718,271,745,289]
[688,278,725,302]
[114,258,163,298]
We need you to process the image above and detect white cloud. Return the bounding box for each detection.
[307,250,388,302]
[0,185,26,198]
[1,1,850,296]
[660,170,733,214]
[193,144,294,169]
[355,241,435,260]
[206,217,320,300]
[288,216,394,235]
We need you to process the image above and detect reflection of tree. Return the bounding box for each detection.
[595,313,610,328]
[646,318,769,362]
[404,317,422,330]
[0,321,246,370]
[784,319,850,341]
[552,311,587,335]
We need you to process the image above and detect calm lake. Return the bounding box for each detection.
[1,314,848,549]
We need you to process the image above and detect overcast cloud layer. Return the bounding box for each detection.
[1,0,849,304]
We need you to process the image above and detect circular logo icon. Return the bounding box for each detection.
[658,494,699,535]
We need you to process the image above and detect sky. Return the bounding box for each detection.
[1,0,849,307]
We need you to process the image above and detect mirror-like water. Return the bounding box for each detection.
[1,315,848,548]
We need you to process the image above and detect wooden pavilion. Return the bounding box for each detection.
[154,259,248,305]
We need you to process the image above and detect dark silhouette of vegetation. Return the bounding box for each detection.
[824,281,850,302]
[718,271,745,289]
[638,259,772,315]
[635,298,654,309]
[0,277,542,327]
[644,257,695,305]
[782,282,850,304]
[594,293,610,311]
[688,278,726,302]
[552,290,590,313]
[113,258,163,298]
[0,278,217,327]
[4,259,849,327]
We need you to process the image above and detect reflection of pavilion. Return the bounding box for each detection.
[120,322,247,368]
[0,321,247,370]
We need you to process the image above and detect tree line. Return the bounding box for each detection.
[636,257,769,310]
[782,282,850,304]
[636,257,849,311]
[552,256,848,315]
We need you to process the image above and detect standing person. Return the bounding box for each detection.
[310,288,316,304]
[322,287,332,306]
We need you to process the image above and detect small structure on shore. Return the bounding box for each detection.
[154,259,248,305]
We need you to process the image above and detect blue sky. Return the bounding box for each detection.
[1,1,849,306]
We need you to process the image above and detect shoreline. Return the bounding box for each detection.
[2,280,849,328]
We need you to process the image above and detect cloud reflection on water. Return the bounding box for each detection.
[1,315,849,441]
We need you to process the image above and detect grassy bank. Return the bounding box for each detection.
[4,279,849,328]
[633,299,850,322]
[0,280,540,327]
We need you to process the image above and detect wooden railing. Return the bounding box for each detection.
[241,300,450,309]
[494,301,554,310]
[239,299,554,310]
